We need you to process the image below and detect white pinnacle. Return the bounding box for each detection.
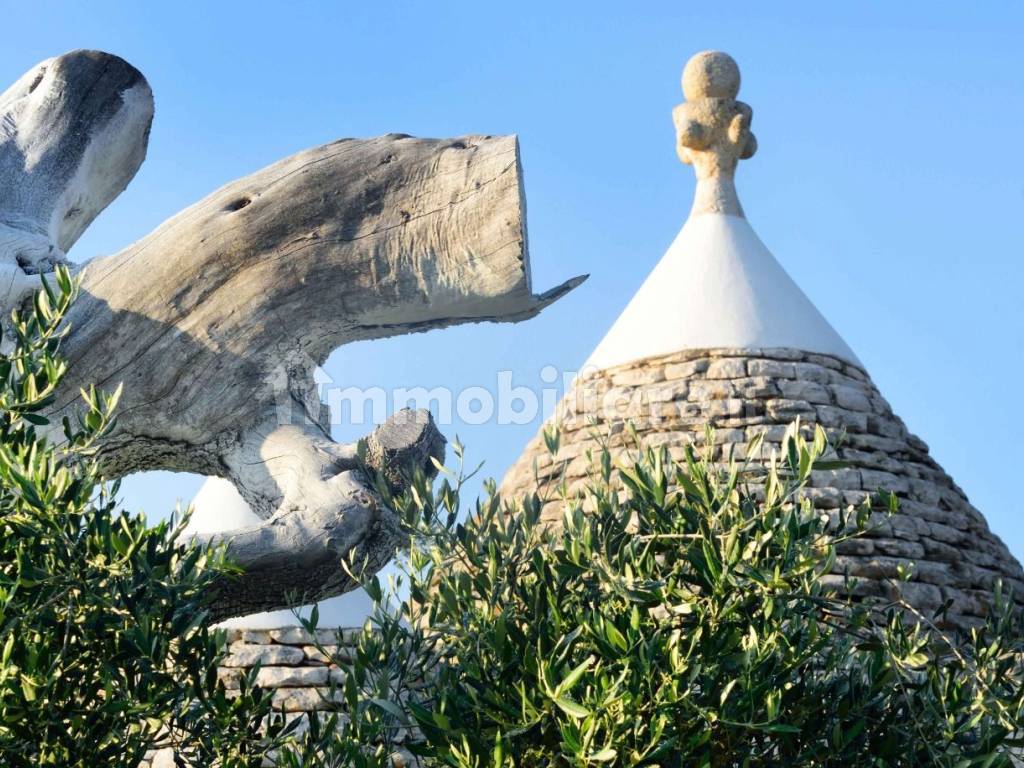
[585,51,859,371]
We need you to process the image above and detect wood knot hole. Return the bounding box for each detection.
[225,197,252,212]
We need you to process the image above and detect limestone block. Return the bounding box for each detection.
[835,556,902,581]
[801,487,844,509]
[868,395,895,417]
[665,359,710,379]
[758,348,808,361]
[646,380,689,403]
[303,645,351,664]
[906,433,930,453]
[644,430,686,448]
[746,359,796,379]
[735,376,780,398]
[895,581,944,612]
[219,665,330,689]
[804,353,845,371]
[778,379,831,404]
[842,365,869,382]
[830,384,872,412]
[610,367,666,387]
[257,666,330,688]
[241,630,274,644]
[710,428,747,445]
[814,405,868,432]
[840,448,904,474]
[223,644,305,668]
[271,687,343,712]
[810,469,862,492]
[791,362,834,384]
[705,358,747,379]
[688,380,736,401]
[923,539,965,564]
[926,521,970,546]
[836,538,875,556]
[704,398,745,417]
[842,490,872,508]
[269,627,357,645]
[265,628,317,644]
[859,469,911,496]
[900,559,959,587]
[820,574,887,599]
[747,424,789,442]
[844,433,906,454]
[222,629,244,643]
[765,399,815,420]
[873,539,926,559]
[867,415,905,439]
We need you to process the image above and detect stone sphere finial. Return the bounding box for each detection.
[682,50,741,101]
[673,50,757,217]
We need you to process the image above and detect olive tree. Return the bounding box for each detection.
[0,271,294,767]
[298,426,1024,767]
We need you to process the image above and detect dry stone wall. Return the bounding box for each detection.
[217,627,354,717]
[501,347,1024,626]
[140,627,414,768]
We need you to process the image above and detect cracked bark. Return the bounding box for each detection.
[0,49,584,619]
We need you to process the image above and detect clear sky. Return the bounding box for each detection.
[2,2,1022,563]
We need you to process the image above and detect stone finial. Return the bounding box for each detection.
[673,51,757,218]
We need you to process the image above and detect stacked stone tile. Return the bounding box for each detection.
[140,627,414,767]
[217,627,354,717]
[500,347,1024,624]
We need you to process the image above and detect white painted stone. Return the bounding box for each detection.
[584,214,861,371]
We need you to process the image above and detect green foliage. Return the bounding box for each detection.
[301,427,1024,767]
[0,271,292,767]
[0,271,1020,766]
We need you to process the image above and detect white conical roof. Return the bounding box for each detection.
[586,50,859,372]
[585,213,860,370]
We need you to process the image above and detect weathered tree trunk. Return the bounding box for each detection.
[0,50,583,620]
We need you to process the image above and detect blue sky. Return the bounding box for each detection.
[2,2,1022,560]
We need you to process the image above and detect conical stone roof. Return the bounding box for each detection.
[501,51,1023,626]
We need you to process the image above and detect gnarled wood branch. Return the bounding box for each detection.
[0,50,584,620]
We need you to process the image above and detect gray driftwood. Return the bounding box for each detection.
[0,50,583,620]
